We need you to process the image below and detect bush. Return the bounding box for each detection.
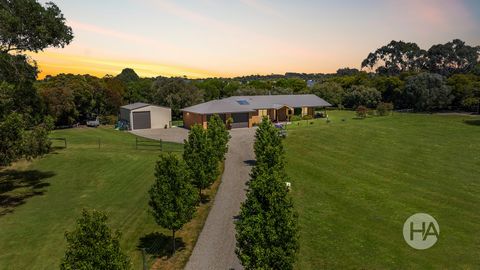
[345,85,382,108]
[356,106,368,118]
[376,102,394,116]
[99,115,117,125]
[302,115,313,120]
[289,115,302,122]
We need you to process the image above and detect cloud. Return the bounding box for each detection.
[68,20,182,53]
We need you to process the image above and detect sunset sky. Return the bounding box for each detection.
[33,0,480,79]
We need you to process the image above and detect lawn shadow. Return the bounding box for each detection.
[0,169,55,216]
[138,232,185,259]
[464,119,480,126]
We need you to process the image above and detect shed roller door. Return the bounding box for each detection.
[231,112,249,128]
[132,111,151,129]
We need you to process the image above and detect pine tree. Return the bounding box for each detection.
[60,209,131,270]
[148,154,198,254]
[236,118,299,270]
[207,114,230,161]
[183,124,218,198]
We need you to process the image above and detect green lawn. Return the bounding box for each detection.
[0,127,184,269]
[285,111,480,269]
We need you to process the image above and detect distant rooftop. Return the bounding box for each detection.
[181,94,331,114]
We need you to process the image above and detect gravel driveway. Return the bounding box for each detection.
[185,127,255,270]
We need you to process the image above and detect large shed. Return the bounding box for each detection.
[119,103,171,130]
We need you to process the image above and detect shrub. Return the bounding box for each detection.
[99,115,117,125]
[376,102,394,116]
[356,105,368,118]
[289,115,302,122]
[226,117,233,129]
[302,115,313,120]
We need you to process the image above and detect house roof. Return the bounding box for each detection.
[181,94,331,114]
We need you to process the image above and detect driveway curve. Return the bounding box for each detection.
[185,128,255,270]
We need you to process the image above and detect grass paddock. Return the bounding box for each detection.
[285,111,480,269]
[0,127,216,270]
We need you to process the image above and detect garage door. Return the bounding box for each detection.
[132,111,151,129]
[231,112,249,128]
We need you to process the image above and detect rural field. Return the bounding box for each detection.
[285,110,480,269]
[0,127,219,270]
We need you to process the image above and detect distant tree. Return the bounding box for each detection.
[344,85,381,108]
[426,39,480,76]
[23,117,53,160]
[447,74,480,110]
[236,118,298,269]
[361,40,426,75]
[148,154,198,254]
[274,78,307,93]
[207,114,230,161]
[234,87,267,96]
[124,78,154,103]
[195,78,225,101]
[336,67,360,76]
[102,76,125,114]
[60,209,130,270]
[115,68,140,83]
[371,75,404,103]
[0,0,73,53]
[37,83,78,125]
[151,77,203,117]
[183,125,218,198]
[404,73,453,111]
[311,82,345,106]
[222,81,241,97]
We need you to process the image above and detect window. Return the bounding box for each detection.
[258,109,268,117]
[236,100,250,105]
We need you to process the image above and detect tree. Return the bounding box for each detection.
[0,0,72,165]
[361,40,426,75]
[426,39,480,76]
[148,154,198,254]
[236,118,298,269]
[0,113,25,167]
[60,209,130,270]
[151,77,203,117]
[344,85,381,108]
[404,73,453,111]
[447,74,480,110]
[207,114,230,161]
[183,124,218,197]
[311,82,345,106]
[0,0,73,53]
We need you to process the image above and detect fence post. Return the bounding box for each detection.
[160,140,163,151]
[98,138,101,149]
[135,137,138,150]
[141,248,147,270]
[64,138,67,148]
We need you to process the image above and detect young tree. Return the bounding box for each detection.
[236,118,299,270]
[60,209,130,270]
[183,124,218,197]
[207,114,230,161]
[148,154,198,254]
